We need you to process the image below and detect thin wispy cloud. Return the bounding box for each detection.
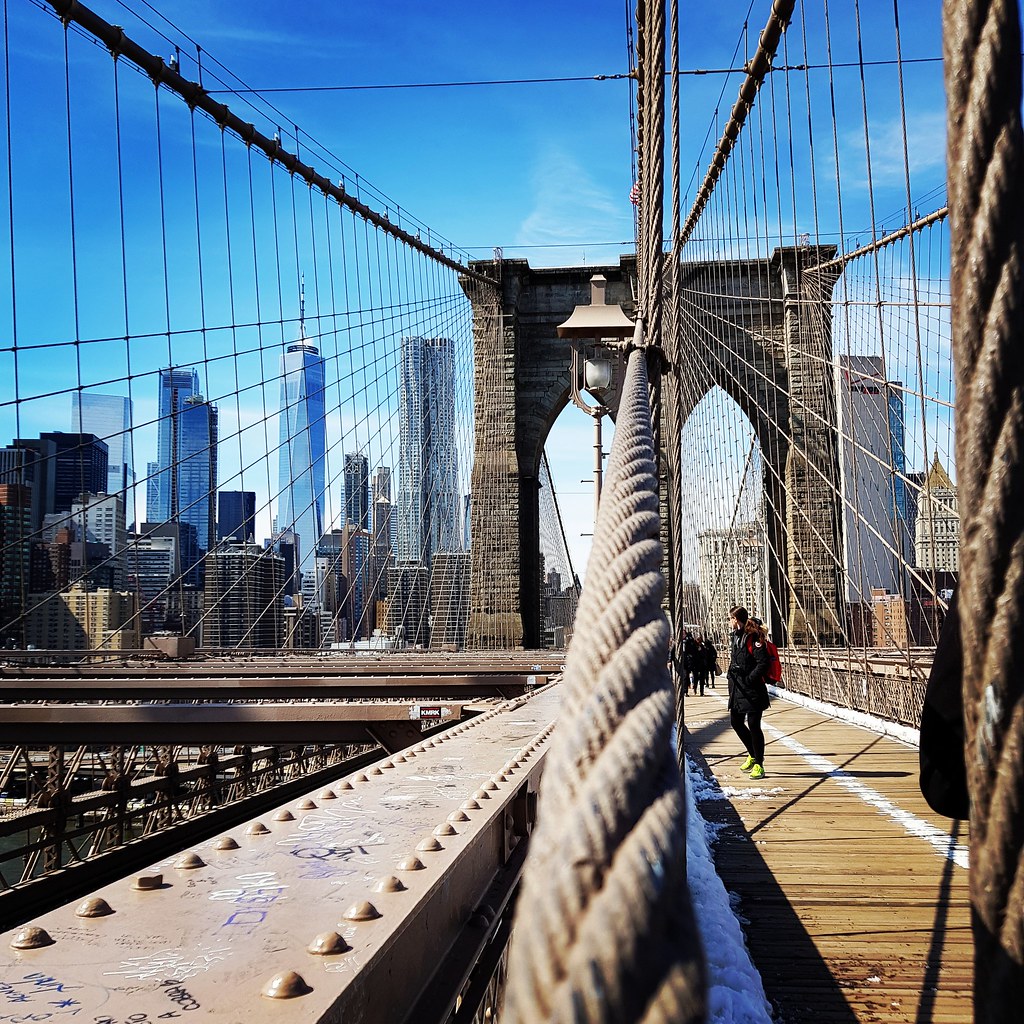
[842,110,946,190]
[516,147,631,250]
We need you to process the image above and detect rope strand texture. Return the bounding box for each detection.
[944,0,1024,1012]
[502,348,705,1024]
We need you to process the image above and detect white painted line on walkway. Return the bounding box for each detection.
[762,720,969,870]
[703,692,968,869]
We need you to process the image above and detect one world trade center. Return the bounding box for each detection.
[278,296,326,581]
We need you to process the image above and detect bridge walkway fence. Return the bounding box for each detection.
[685,688,970,1024]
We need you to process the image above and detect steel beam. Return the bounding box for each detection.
[0,687,560,1023]
[0,746,384,928]
[0,654,565,676]
[0,702,471,745]
[0,674,549,701]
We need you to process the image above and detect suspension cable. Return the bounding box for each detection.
[944,0,1024,1013]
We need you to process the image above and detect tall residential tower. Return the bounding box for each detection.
[396,336,459,567]
[835,355,906,602]
[344,452,369,530]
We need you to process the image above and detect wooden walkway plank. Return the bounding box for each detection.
[685,692,971,1023]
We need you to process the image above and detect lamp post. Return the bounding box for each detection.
[557,275,635,523]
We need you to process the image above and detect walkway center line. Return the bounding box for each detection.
[762,718,968,869]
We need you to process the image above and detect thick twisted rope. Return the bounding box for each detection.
[502,343,705,1024]
[944,0,1024,1013]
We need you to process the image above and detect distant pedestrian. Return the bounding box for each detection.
[683,630,701,695]
[692,635,709,696]
[703,636,718,688]
[727,605,770,779]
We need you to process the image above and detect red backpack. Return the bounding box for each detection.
[748,635,783,683]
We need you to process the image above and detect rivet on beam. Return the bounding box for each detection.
[261,971,312,999]
[341,900,381,922]
[10,925,54,949]
[307,931,349,956]
[75,897,114,918]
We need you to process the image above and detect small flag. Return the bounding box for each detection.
[629,181,641,205]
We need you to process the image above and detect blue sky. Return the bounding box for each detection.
[0,0,958,580]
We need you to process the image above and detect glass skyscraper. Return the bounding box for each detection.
[397,336,459,566]
[278,330,326,580]
[147,369,218,585]
[217,490,256,542]
[836,355,904,601]
[70,393,134,502]
[344,452,369,529]
[37,432,108,513]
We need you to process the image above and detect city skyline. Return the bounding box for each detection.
[0,0,954,593]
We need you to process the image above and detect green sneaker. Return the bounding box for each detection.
[749,763,765,780]
[740,755,756,772]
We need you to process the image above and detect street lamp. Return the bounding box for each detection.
[557,275,635,522]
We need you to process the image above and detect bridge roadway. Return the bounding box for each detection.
[686,689,971,1023]
[0,684,561,1023]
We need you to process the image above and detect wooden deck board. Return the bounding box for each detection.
[685,692,971,1023]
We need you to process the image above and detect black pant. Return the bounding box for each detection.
[730,708,765,764]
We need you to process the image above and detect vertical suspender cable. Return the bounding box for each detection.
[667,0,687,767]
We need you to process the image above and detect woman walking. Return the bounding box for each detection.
[727,606,770,779]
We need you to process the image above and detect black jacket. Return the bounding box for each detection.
[703,640,718,673]
[919,590,967,819]
[683,635,700,671]
[727,628,770,713]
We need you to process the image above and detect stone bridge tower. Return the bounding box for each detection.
[459,257,636,649]
[461,247,844,650]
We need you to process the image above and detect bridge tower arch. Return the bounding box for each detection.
[675,246,846,645]
[460,258,635,649]
[462,247,844,650]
